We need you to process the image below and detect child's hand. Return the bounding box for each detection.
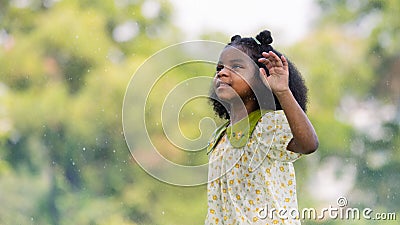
[258,51,290,96]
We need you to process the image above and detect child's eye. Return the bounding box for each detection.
[216,64,224,72]
[231,64,243,70]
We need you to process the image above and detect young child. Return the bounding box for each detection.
[206,30,319,225]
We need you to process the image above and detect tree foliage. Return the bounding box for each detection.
[0,1,205,224]
[290,1,399,224]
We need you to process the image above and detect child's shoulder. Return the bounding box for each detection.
[255,109,291,137]
[258,110,287,125]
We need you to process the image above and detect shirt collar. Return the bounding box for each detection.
[207,109,270,154]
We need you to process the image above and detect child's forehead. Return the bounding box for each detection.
[218,46,252,63]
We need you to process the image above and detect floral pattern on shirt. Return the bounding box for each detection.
[206,110,302,225]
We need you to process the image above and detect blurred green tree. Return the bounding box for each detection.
[288,1,399,224]
[0,0,207,225]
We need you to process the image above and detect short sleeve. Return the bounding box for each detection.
[255,110,302,162]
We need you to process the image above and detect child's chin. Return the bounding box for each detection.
[216,94,239,103]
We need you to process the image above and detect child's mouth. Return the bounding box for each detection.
[217,81,231,89]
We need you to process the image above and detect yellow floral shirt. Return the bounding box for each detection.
[205,110,302,225]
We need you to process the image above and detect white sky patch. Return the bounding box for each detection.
[112,20,140,42]
[308,156,356,202]
[168,0,319,45]
[336,96,397,140]
[142,0,161,19]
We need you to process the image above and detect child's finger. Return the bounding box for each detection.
[281,55,288,69]
[261,51,280,67]
[259,52,271,63]
[268,51,283,66]
[259,67,267,77]
[258,58,267,63]
[258,58,274,70]
[261,52,270,58]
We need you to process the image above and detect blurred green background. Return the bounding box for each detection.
[0,0,398,224]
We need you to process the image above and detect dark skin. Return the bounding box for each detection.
[215,47,318,154]
[259,51,319,154]
[214,47,259,124]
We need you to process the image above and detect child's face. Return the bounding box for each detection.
[213,46,258,104]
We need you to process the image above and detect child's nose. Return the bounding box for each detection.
[216,66,230,78]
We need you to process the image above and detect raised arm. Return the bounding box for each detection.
[258,51,319,154]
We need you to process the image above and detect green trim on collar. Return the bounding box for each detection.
[206,109,271,154]
[206,120,229,155]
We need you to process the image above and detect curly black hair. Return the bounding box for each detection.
[209,30,308,120]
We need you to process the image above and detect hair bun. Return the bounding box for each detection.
[230,35,241,42]
[255,30,273,45]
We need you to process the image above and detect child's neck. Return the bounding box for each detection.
[229,98,258,125]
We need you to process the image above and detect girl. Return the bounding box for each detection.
[206,30,318,225]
